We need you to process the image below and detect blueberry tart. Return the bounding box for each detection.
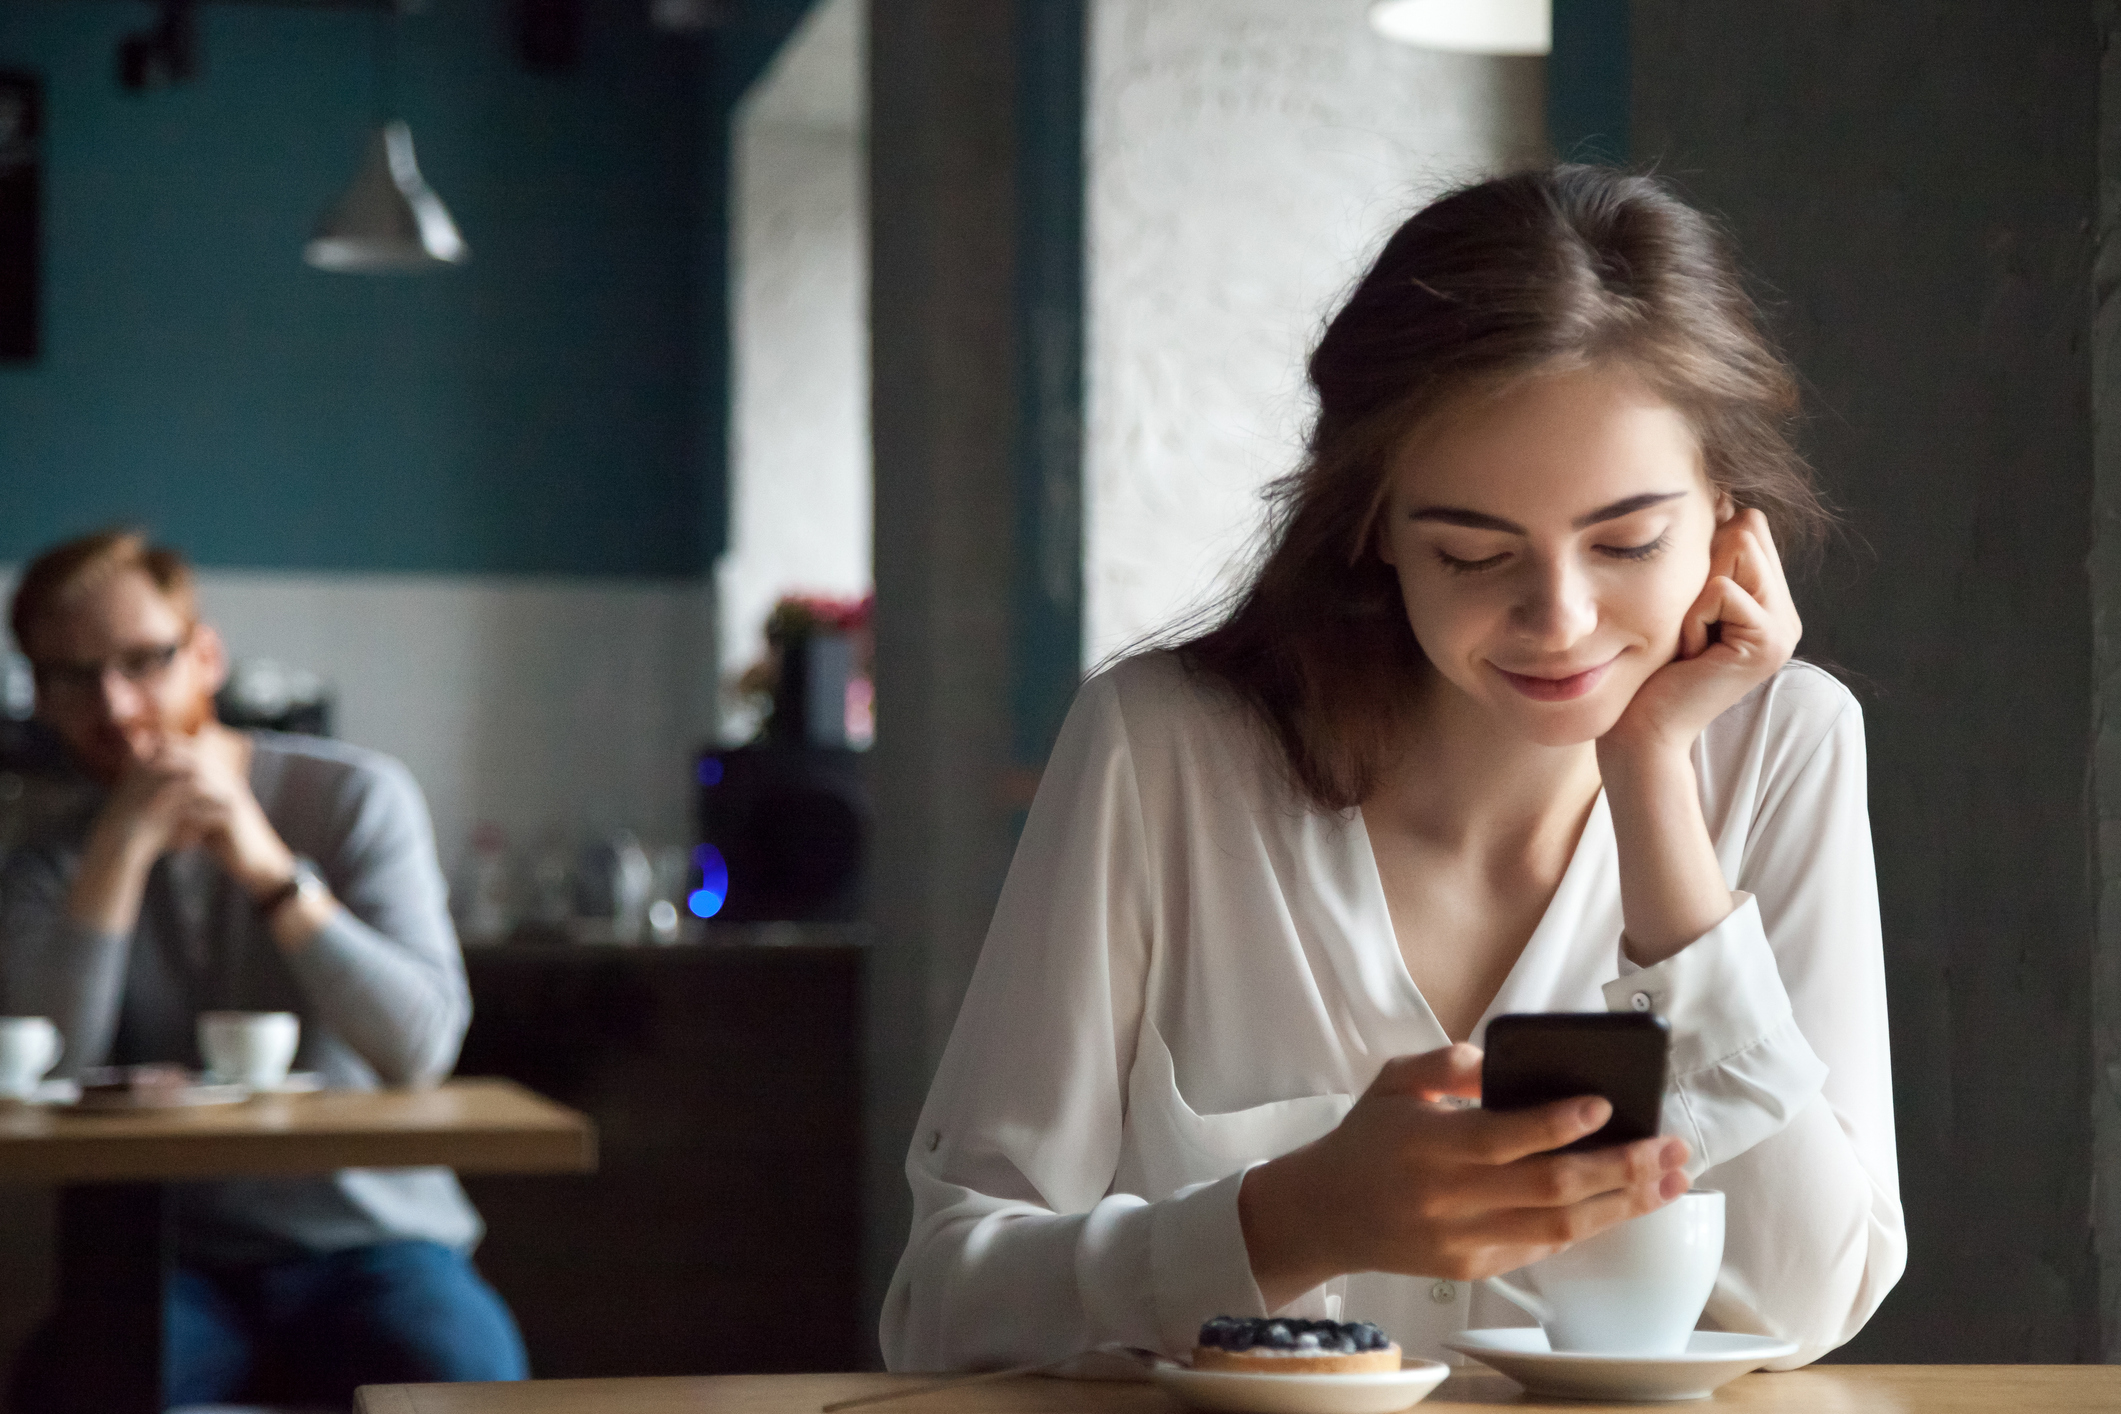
[1192,1316,1401,1373]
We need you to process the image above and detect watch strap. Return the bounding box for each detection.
[257,860,324,917]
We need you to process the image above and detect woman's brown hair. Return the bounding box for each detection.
[1177,165,1829,811]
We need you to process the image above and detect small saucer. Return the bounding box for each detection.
[236,1072,325,1097]
[1444,1329,1798,1402]
[68,1081,249,1111]
[1152,1361,1451,1414]
[0,1079,80,1107]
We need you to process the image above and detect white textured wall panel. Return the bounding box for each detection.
[1086,0,1543,661]
[721,0,871,736]
[194,572,716,873]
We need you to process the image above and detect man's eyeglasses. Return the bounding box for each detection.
[32,633,192,697]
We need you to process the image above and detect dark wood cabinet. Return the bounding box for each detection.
[456,937,865,1378]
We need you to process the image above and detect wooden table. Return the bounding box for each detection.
[355,1365,2121,1414]
[0,1078,596,1414]
[0,1076,596,1179]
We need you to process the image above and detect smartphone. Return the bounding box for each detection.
[1480,1012,1670,1153]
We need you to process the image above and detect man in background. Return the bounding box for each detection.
[0,530,526,1410]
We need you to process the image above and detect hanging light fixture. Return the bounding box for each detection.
[304,120,468,272]
[1366,0,1551,55]
[304,4,468,274]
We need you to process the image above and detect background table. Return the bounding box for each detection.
[0,1078,595,1414]
[0,1076,595,1179]
[355,1365,2121,1414]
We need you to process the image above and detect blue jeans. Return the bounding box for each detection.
[12,1240,528,1412]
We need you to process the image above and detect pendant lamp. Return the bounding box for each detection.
[1366,0,1551,55]
[304,120,468,273]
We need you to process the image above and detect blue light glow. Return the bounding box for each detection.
[696,756,725,787]
[688,842,730,918]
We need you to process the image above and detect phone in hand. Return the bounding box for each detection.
[1480,1012,1670,1153]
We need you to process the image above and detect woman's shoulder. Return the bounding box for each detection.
[1700,659,1864,784]
[1070,650,1285,795]
[1081,649,1258,742]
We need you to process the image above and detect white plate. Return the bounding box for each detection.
[240,1072,325,1097]
[68,1081,250,1111]
[1443,1329,1798,1402]
[1152,1361,1451,1414]
[0,1079,80,1107]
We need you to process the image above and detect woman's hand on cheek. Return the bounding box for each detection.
[1606,508,1803,758]
[1237,1044,1689,1311]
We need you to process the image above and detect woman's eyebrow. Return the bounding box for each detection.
[1572,491,1688,528]
[1408,490,1688,534]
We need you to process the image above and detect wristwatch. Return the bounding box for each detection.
[257,859,329,918]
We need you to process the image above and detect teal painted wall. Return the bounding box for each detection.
[1549,0,1629,163]
[1010,0,1084,775]
[0,0,716,576]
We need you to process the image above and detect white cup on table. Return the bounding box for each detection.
[0,1016,60,1100]
[198,1011,301,1090]
[1484,1188,1725,1355]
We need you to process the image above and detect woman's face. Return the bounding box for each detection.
[1376,362,1725,748]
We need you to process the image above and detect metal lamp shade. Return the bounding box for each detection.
[304,121,469,273]
[1366,0,1551,55]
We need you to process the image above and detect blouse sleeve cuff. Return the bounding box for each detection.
[1150,1166,1269,1354]
[1603,893,1830,1174]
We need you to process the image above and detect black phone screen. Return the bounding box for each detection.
[1480,1012,1670,1153]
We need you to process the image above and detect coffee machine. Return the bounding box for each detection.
[693,632,868,923]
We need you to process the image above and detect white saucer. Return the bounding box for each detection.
[1444,1329,1798,1402]
[1152,1361,1451,1414]
[239,1072,325,1097]
[0,1079,79,1107]
[69,1081,249,1111]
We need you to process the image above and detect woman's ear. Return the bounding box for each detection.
[1363,498,1398,567]
[1714,492,1737,526]
[1374,521,1398,567]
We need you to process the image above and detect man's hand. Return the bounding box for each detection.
[68,725,304,939]
[181,726,298,897]
[96,750,211,860]
[68,737,218,935]
[1238,1045,1689,1311]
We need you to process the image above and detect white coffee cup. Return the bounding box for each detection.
[0,1017,61,1100]
[1485,1188,1725,1355]
[197,1011,301,1090]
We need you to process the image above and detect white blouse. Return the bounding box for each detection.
[881,653,1904,1374]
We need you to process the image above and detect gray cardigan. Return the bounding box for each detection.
[0,731,482,1264]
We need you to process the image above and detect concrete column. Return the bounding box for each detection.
[863,0,1023,1360]
[2095,0,2121,1365]
[1635,0,2100,1362]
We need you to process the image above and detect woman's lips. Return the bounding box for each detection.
[1492,656,1617,702]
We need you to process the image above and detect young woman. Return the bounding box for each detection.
[881,167,1903,1373]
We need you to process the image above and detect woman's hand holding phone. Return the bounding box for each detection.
[1238,1043,1690,1313]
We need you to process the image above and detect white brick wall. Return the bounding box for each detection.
[1085,0,1544,661]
